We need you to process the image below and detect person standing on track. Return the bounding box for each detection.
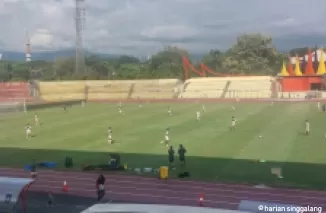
[168,146,175,169]
[30,159,37,178]
[178,144,186,166]
[48,192,54,206]
[96,173,106,201]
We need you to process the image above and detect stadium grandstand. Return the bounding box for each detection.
[2,48,326,106]
[181,76,274,99]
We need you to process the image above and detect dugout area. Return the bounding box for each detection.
[0,177,34,213]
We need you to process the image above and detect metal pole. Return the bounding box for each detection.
[75,0,85,74]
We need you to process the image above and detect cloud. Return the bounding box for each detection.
[140,25,200,40]
[1,0,326,55]
[270,18,297,27]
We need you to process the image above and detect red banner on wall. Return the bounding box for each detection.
[0,82,30,102]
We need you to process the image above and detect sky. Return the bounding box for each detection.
[1,0,326,56]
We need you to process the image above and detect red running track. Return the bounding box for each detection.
[1,167,326,209]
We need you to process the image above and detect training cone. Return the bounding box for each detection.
[62,181,68,192]
[199,193,204,206]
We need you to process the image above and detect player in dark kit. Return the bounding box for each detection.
[178,144,186,166]
[63,104,68,112]
[168,146,175,168]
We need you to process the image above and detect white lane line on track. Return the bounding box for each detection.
[30,184,239,206]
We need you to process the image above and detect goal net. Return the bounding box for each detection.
[0,101,26,116]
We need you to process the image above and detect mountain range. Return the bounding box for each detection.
[0,49,119,62]
[0,49,205,62]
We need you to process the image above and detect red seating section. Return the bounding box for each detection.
[0,82,29,102]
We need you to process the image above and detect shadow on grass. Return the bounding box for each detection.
[0,147,326,190]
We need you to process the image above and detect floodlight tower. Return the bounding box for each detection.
[75,0,86,74]
[25,32,31,62]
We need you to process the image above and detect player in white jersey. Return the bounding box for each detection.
[108,127,113,144]
[118,106,123,115]
[161,128,170,147]
[230,116,236,131]
[196,110,201,121]
[201,104,206,112]
[168,107,172,116]
[34,113,39,126]
[305,120,310,135]
[317,102,321,110]
[25,124,32,140]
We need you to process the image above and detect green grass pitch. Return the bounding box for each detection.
[1,101,326,189]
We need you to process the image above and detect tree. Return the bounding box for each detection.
[201,49,225,73]
[6,63,13,80]
[115,55,140,69]
[53,57,75,79]
[0,33,297,81]
[222,33,281,75]
[85,55,109,77]
[0,63,11,81]
[149,46,188,79]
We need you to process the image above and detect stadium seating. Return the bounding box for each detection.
[181,77,274,99]
[131,79,180,99]
[38,80,180,101]
[86,80,132,100]
[226,76,273,98]
[0,82,30,102]
[39,81,86,102]
[181,78,227,98]
[38,77,275,101]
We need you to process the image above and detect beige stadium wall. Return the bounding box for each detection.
[86,80,132,100]
[181,77,227,98]
[131,79,180,99]
[39,81,86,102]
[39,79,181,102]
[39,80,132,101]
[181,76,275,99]
[225,76,274,98]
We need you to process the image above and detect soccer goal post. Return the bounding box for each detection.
[0,100,26,116]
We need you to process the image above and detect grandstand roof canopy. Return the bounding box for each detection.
[0,177,34,204]
[80,203,250,213]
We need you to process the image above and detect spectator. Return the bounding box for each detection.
[96,173,106,201]
[168,146,175,169]
[178,144,186,166]
[48,192,53,206]
[30,159,37,178]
